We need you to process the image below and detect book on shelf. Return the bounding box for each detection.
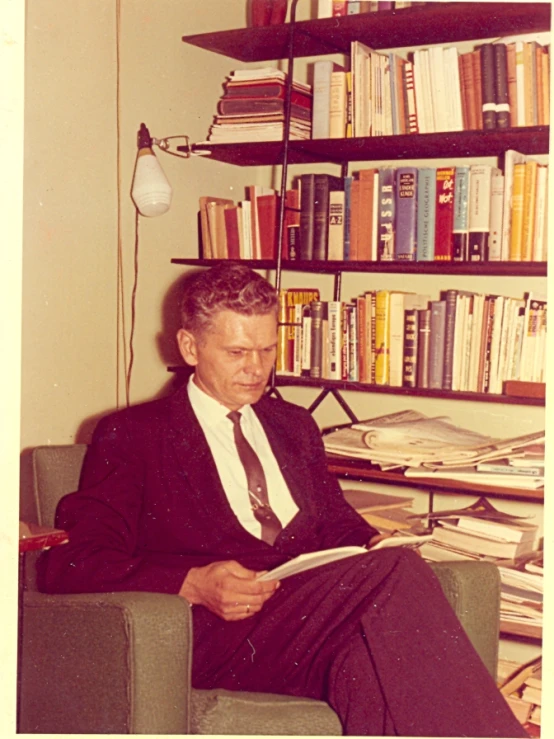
[416,168,436,261]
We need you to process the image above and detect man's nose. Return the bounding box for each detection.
[245,351,263,374]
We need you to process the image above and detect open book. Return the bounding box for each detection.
[257,534,432,582]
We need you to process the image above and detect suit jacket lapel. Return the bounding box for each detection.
[253,398,310,509]
[166,384,252,542]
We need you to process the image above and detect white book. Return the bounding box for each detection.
[494,297,515,394]
[451,293,467,392]
[327,301,342,380]
[446,46,464,130]
[488,170,505,261]
[372,170,380,261]
[328,190,345,260]
[515,40,526,126]
[413,49,433,134]
[501,149,528,261]
[532,163,548,261]
[257,536,433,582]
[317,0,333,18]
[329,70,348,139]
[301,311,312,375]
[293,303,304,376]
[487,295,505,394]
[312,59,336,139]
[240,201,252,259]
[428,45,448,132]
[351,40,372,137]
[382,53,393,136]
[505,298,525,381]
[468,292,485,393]
[460,298,473,392]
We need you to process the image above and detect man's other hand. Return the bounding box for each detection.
[179,560,280,621]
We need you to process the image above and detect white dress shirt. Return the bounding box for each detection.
[187,376,299,538]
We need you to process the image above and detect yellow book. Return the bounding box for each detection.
[374,290,390,385]
[520,160,538,261]
[508,163,525,260]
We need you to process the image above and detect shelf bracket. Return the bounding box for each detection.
[306,387,359,423]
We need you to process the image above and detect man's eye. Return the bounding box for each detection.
[229,350,245,357]
[264,346,276,354]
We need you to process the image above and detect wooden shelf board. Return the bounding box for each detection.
[326,456,545,502]
[182,2,550,62]
[274,376,546,406]
[171,258,547,277]
[186,128,549,166]
[166,366,545,407]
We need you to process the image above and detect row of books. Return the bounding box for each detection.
[342,37,550,140]
[204,68,312,144]
[316,0,421,17]
[198,150,548,264]
[277,287,547,392]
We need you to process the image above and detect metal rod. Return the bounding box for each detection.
[330,389,359,423]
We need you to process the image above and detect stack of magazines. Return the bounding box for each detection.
[203,68,312,143]
[322,410,545,486]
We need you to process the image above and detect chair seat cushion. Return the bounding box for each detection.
[191,688,342,735]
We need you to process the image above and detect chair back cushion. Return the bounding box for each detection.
[32,445,87,526]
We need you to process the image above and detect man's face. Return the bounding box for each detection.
[177,309,278,410]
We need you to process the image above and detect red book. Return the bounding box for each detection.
[257,193,278,259]
[223,207,241,260]
[434,167,455,261]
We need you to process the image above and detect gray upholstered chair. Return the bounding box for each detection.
[19,444,501,734]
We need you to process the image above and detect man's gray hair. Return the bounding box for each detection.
[180,263,278,335]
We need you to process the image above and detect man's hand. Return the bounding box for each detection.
[179,560,280,621]
[367,533,392,549]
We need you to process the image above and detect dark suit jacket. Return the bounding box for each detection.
[38,384,376,595]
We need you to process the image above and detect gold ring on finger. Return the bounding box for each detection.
[246,604,251,614]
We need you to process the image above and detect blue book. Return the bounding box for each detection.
[453,166,470,261]
[394,167,417,261]
[416,168,436,261]
[377,167,395,261]
[343,175,353,260]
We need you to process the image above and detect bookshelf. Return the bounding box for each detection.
[178,1,549,411]
[178,1,548,651]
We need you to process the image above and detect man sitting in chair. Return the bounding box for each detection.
[39,263,527,738]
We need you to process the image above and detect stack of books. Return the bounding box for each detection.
[497,554,543,640]
[204,68,312,143]
[419,515,539,563]
[498,656,542,734]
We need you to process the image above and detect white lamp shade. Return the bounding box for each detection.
[131,150,173,217]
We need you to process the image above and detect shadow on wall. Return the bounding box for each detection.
[19,270,202,522]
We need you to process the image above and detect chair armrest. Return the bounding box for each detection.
[20,590,192,734]
[429,561,500,678]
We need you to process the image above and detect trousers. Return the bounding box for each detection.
[191,548,527,737]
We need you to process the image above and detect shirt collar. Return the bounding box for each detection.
[187,374,252,429]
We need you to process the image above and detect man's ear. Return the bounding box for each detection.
[176,328,199,366]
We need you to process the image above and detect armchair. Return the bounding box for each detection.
[19,444,501,734]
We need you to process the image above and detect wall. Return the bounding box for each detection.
[21,0,263,452]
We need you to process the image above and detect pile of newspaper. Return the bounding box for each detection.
[323,410,545,485]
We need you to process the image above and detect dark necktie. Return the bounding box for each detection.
[227,411,282,545]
